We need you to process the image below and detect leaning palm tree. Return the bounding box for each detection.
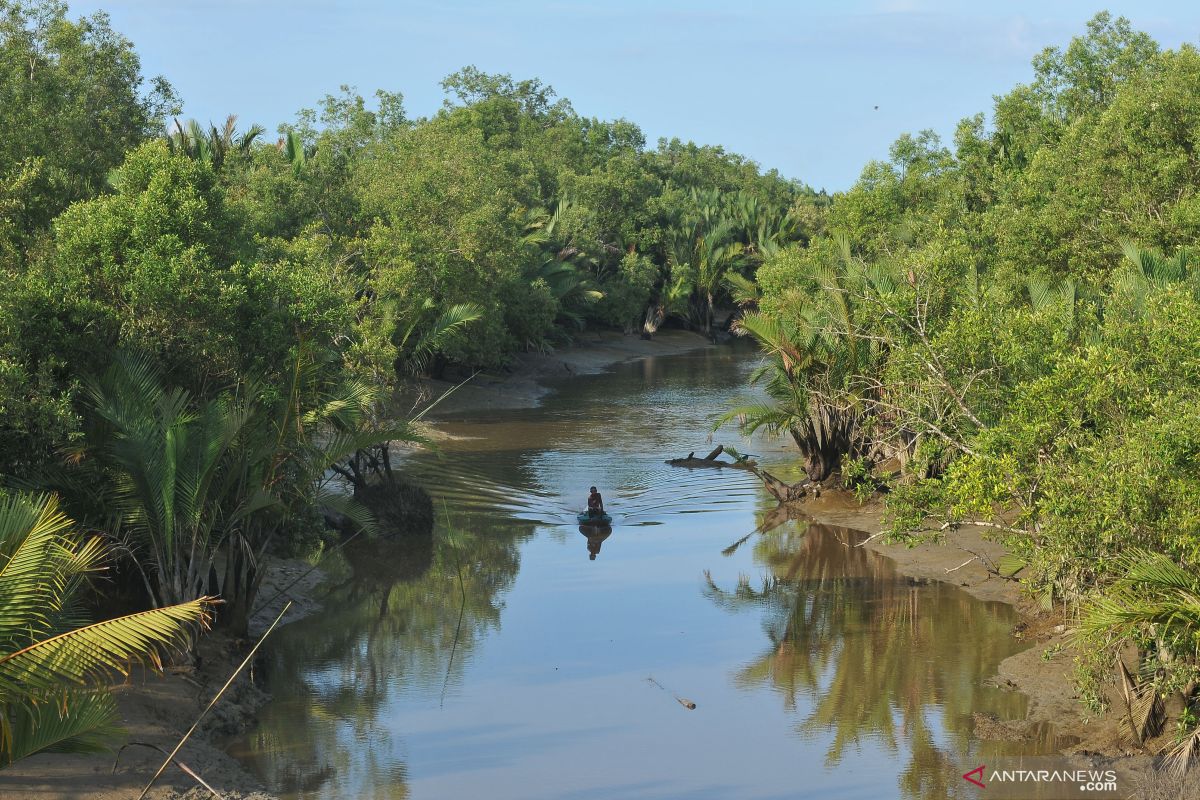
[0,493,212,768]
[716,236,888,481]
[716,310,863,481]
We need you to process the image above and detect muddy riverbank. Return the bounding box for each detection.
[416,328,716,416]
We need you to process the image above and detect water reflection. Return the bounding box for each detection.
[232,515,534,797]
[232,345,1058,800]
[578,525,612,560]
[705,521,1049,799]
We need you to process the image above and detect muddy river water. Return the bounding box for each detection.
[230,343,1060,799]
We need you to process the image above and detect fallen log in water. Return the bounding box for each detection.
[665,444,757,470]
[744,463,810,503]
[667,444,816,503]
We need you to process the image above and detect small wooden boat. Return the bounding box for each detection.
[577,511,612,526]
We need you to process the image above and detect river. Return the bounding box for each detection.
[229,343,1060,799]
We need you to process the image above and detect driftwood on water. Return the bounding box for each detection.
[665,444,756,471]
[667,444,813,503]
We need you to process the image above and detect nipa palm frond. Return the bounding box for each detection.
[405,303,483,375]
[0,598,214,696]
[0,494,80,647]
[1,690,123,767]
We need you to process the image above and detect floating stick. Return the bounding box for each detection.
[646,675,697,710]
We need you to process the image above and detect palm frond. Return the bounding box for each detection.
[0,494,78,645]
[714,403,802,437]
[1,691,123,767]
[1164,725,1200,778]
[725,273,760,306]
[405,303,483,375]
[316,492,378,538]
[0,598,214,695]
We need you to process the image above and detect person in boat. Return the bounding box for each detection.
[586,486,605,518]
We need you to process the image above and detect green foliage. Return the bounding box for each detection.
[1029,11,1160,121]
[708,11,1200,744]
[594,251,656,330]
[719,235,894,481]
[1076,549,1200,771]
[0,0,178,243]
[23,140,345,388]
[994,45,1200,286]
[80,352,252,609]
[841,455,876,502]
[82,347,419,629]
[0,492,212,768]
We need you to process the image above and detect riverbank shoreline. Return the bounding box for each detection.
[798,491,1161,791]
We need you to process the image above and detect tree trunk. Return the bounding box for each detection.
[220,546,253,637]
[789,408,859,482]
[804,448,838,483]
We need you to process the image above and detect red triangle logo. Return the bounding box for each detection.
[963,765,986,788]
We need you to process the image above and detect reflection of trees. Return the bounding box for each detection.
[705,522,1032,800]
[236,516,532,798]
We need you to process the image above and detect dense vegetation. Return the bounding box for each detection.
[4,0,1197,777]
[0,0,810,764]
[719,12,1200,771]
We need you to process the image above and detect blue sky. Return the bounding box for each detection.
[67,1,1200,191]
